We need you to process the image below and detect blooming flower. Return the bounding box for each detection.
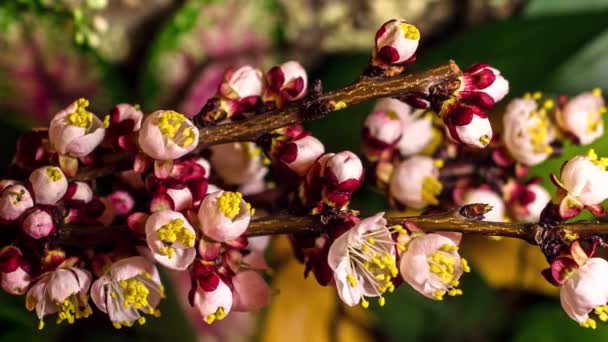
[26,265,93,329]
[91,256,165,328]
[145,210,196,270]
[219,65,264,99]
[192,277,233,324]
[503,97,556,166]
[556,90,605,145]
[28,166,68,206]
[373,19,420,66]
[328,213,401,307]
[138,110,199,160]
[0,184,34,222]
[400,233,470,300]
[441,102,492,149]
[198,191,253,242]
[0,246,31,295]
[21,208,55,239]
[458,63,509,109]
[389,156,442,209]
[48,98,106,157]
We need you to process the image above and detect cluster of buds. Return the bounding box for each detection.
[197,61,307,125]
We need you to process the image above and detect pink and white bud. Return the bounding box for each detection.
[373,98,413,120]
[26,266,93,328]
[462,188,505,222]
[362,109,403,159]
[328,213,398,307]
[165,187,193,211]
[90,256,164,327]
[324,151,364,190]
[459,64,509,108]
[397,111,435,156]
[559,153,608,207]
[278,135,325,176]
[0,247,31,295]
[199,191,252,242]
[0,179,18,192]
[109,103,143,131]
[373,19,420,66]
[400,233,469,300]
[107,190,135,216]
[65,181,93,205]
[49,98,106,157]
[21,208,55,239]
[557,91,605,145]
[219,65,264,99]
[138,110,199,161]
[442,102,492,149]
[192,278,233,324]
[505,181,550,222]
[28,166,68,206]
[145,210,196,270]
[389,156,442,209]
[210,143,268,186]
[0,184,34,221]
[265,61,308,102]
[503,98,556,166]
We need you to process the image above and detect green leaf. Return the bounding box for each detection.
[524,0,608,16]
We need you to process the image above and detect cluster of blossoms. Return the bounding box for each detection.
[3,16,608,335]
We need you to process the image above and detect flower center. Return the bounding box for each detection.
[527,109,553,154]
[67,98,93,129]
[421,176,442,205]
[156,111,196,147]
[217,191,245,220]
[204,307,227,324]
[157,218,195,258]
[9,189,26,204]
[56,292,93,325]
[46,167,63,182]
[587,149,608,171]
[109,272,165,329]
[400,23,420,40]
[426,244,471,300]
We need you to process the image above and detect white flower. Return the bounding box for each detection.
[138,110,199,161]
[557,90,605,145]
[327,213,399,308]
[198,191,252,242]
[559,151,608,207]
[389,156,442,209]
[145,210,196,270]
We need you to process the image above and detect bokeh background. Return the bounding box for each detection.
[2,0,608,341]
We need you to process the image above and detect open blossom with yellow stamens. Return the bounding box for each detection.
[28,166,68,206]
[328,213,404,308]
[389,156,442,210]
[145,210,196,270]
[26,266,93,330]
[48,98,106,157]
[400,233,469,301]
[556,90,605,145]
[192,278,233,324]
[503,97,556,166]
[138,110,200,161]
[91,256,165,329]
[198,191,253,242]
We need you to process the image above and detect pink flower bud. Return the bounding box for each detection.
[505,181,550,222]
[166,187,193,211]
[0,179,18,192]
[192,278,233,324]
[459,64,509,108]
[400,233,469,300]
[324,151,363,191]
[138,110,199,160]
[389,156,442,209]
[0,184,34,221]
[110,103,144,131]
[0,247,31,295]
[198,191,252,242]
[397,111,434,156]
[462,188,505,222]
[443,102,492,149]
[28,166,68,206]
[265,61,308,103]
[107,190,135,216]
[278,135,325,176]
[210,143,268,186]
[373,98,413,119]
[49,98,106,157]
[145,210,196,270]
[559,152,608,207]
[559,257,608,328]
[219,65,264,99]
[373,19,420,66]
[503,98,555,166]
[65,181,93,206]
[557,91,605,145]
[21,208,55,239]
[362,110,403,158]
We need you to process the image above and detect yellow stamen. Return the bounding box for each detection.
[217,191,245,220]
[479,134,490,146]
[157,218,195,257]
[400,23,420,40]
[45,167,63,182]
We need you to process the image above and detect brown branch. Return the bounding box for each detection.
[55,204,608,247]
[71,61,461,181]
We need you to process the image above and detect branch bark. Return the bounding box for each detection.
[71,61,461,181]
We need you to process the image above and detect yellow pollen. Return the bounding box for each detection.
[55,294,93,326]
[595,305,608,322]
[378,297,386,307]
[400,23,420,40]
[113,322,122,329]
[434,159,444,168]
[217,191,245,220]
[593,88,603,97]
[479,134,490,146]
[119,278,150,310]
[46,167,63,182]
[333,101,347,110]
[587,149,608,171]
[361,299,369,309]
[216,307,226,320]
[581,318,597,329]
[523,92,531,99]
[38,320,45,330]
[103,115,110,128]
[587,112,601,133]
[532,91,542,100]
[138,317,146,325]
[385,110,399,120]
[421,176,442,205]
[157,218,195,257]
[67,98,94,128]
[461,258,471,273]
[527,112,553,154]
[367,237,375,244]
[543,99,554,110]
[433,290,444,301]
[156,111,195,147]
[346,274,357,287]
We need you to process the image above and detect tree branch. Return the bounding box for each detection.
[55,204,608,247]
[71,61,461,181]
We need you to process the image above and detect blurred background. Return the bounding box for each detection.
[2,0,608,341]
